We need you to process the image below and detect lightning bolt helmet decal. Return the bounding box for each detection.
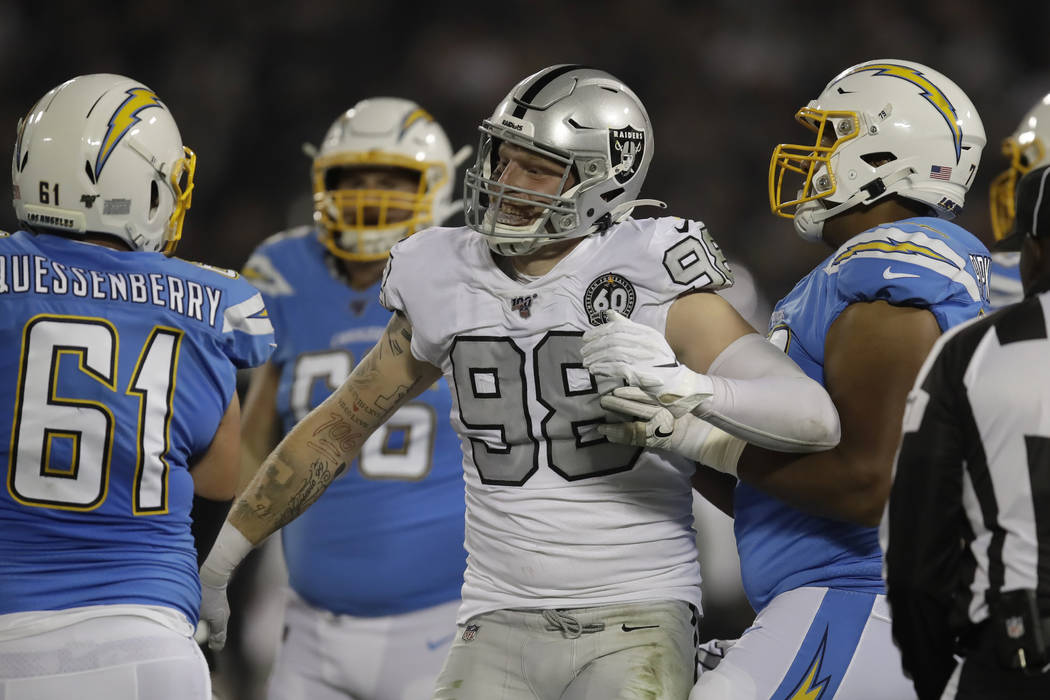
[837,62,963,164]
[95,87,163,180]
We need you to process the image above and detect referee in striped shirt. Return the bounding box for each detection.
[882,164,1050,699]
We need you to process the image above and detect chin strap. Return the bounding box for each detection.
[794,168,916,241]
[608,198,668,224]
[489,198,669,256]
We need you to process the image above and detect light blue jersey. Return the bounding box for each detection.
[988,250,1024,309]
[737,217,990,612]
[0,230,274,625]
[243,227,465,617]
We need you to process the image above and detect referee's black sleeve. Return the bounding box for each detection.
[885,339,966,699]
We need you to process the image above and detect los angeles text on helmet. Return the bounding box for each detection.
[27,212,77,229]
[0,253,225,328]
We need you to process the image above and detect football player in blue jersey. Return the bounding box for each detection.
[587,60,992,699]
[987,93,1050,309]
[238,98,471,700]
[710,59,991,699]
[0,74,275,700]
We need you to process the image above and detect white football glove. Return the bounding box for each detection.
[197,522,254,651]
[600,387,746,476]
[599,387,713,456]
[697,637,738,675]
[582,309,713,417]
[198,562,231,651]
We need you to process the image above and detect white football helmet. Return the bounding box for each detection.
[463,65,663,256]
[312,98,462,262]
[12,74,195,254]
[989,93,1050,244]
[770,59,985,242]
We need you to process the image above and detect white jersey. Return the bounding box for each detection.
[381,217,733,621]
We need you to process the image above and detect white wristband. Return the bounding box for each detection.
[697,427,747,477]
[199,521,253,588]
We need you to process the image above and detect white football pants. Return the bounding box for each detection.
[690,587,916,700]
[266,592,460,700]
[432,600,699,700]
[0,609,209,700]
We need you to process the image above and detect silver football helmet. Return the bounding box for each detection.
[12,74,195,254]
[464,65,663,256]
[770,59,985,242]
[312,98,465,262]
[989,93,1050,244]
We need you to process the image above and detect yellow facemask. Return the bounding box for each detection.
[769,108,860,218]
[163,146,196,255]
[312,151,448,262]
[989,136,1046,243]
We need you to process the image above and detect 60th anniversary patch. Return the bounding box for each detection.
[584,272,636,326]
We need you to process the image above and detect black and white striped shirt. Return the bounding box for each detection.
[882,291,1050,697]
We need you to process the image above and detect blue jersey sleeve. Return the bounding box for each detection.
[182,260,276,369]
[828,217,990,331]
[242,237,300,367]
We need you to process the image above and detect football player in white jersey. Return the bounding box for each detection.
[0,75,275,700]
[987,93,1050,309]
[239,99,471,700]
[595,60,991,699]
[199,65,841,700]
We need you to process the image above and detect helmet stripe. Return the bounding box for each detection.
[512,64,592,118]
[398,108,433,141]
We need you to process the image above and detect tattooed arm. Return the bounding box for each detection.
[230,311,440,542]
[197,312,442,649]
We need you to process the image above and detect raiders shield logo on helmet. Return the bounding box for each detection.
[584,272,637,326]
[609,126,645,184]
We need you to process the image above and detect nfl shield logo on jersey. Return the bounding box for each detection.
[511,294,537,319]
[609,126,645,184]
[1006,615,1026,639]
[462,624,480,642]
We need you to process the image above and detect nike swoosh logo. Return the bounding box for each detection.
[653,427,673,438]
[882,265,920,280]
[675,219,689,233]
[426,633,455,650]
[621,624,661,632]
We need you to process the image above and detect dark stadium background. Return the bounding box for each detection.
[3,1,1047,696]
[5,1,1047,294]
